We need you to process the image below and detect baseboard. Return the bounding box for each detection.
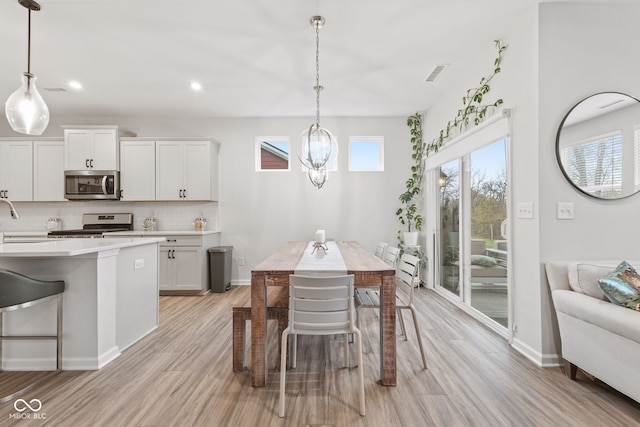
[511,337,562,368]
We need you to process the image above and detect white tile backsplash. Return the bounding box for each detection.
[0,201,219,233]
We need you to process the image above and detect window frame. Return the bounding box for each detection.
[255,136,291,172]
[348,136,384,172]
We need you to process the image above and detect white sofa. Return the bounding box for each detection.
[545,260,640,403]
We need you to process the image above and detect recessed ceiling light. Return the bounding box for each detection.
[69,81,83,90]
[190,82,202,91]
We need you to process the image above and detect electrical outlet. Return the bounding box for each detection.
[134,259,144,269]
[238,257,245,266]
[517,202,534,219]
[557,202,574,220]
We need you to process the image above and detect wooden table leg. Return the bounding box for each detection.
[251,272,267,387]
[379,273,396,386]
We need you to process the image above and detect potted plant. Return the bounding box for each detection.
[396,112,425,247]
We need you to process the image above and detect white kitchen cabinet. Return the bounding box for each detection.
[63,126,119,170]
[156,140,218,201]
[0,140,33,202]
[158,234,221,295]
[34,140,65,201]
[120,140,155,201]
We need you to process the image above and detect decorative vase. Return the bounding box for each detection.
[403,231,419,246]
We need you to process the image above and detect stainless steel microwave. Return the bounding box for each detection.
[64,170,120,200]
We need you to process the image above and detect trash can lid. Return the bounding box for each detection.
[208,246,233,253]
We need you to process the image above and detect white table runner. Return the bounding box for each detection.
[294,241,347,276]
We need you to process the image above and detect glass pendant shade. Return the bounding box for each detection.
[298,124,338,170]
[308,166,328,189]
[5,72,49,135]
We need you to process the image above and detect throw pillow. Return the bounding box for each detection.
[470,255,497,267]
[597,261,640,311]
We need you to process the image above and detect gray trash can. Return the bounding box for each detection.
[208,246,233,293]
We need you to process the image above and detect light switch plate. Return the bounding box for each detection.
[134,259,144,269]
[557,202,574,220]
[517,202,534,219]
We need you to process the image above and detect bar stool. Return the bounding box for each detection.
[0,268,65,403]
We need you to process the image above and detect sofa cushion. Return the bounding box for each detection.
[597,261,640,311]
[470,254,497,267]
[567,262,614,300]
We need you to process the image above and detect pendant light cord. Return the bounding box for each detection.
[27,8,31,74]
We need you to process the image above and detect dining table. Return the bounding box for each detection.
[250,240,397,387]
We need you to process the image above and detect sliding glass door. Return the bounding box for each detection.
[433,138,509,331]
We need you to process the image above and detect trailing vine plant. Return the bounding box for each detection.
[396,112,425,239]
[427,39,507,154]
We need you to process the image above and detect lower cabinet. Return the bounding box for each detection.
[158,234,220,295]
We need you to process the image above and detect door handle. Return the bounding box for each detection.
[86,159,89,168]
[90,159,94,168]
[182,189,186,199]
[171,249,176,259]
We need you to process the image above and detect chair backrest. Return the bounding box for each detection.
[395,254,419,306]
[374,242,388,260]
[288,274,356,336]
[382,246,400,267]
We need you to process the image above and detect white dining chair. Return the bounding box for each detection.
[374,242,388,259]
[355,253,427,369]
[279,274,365,418]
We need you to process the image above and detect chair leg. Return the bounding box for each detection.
[56,295,63,371]
[397,308,407,340]
[279,328,290,418]
[343,333,349,367]
[291,334,297,369]
[354,328,365,416]
[407,305,427,369]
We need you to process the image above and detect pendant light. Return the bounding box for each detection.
[5,0,49,136]
[298,15,337,189]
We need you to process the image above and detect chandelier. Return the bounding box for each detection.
[5,0,49,136]
[297,16,337,189]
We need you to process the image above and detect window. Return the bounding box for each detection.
[561,131,622,198]
[255,137,289,171]
[348,136,384,171]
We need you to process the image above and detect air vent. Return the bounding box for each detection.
[43,87,66,92]
[425,64,448,82]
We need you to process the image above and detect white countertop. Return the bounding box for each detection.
[0,237,165,257]
[107,230,220,236]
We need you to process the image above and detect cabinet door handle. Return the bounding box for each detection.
[85,159,89,168]
[182,189,186,199]
[171,249,176,259]
[167,239,177,242]
[0,190,4,198]
[90,159,94,168]
[167,250,171,260]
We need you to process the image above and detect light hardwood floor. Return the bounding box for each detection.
[0,286,639,426]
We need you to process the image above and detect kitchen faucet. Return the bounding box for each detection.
[0,198,20,219]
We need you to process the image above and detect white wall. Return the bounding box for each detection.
[422,5,544,362]
[538,2,640,356]
[0,115,411,283]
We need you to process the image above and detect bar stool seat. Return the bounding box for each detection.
[0,268,65,403]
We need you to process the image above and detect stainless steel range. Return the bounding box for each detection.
[48,213,133,238]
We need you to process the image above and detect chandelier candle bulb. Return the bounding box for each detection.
[315,230,326,244]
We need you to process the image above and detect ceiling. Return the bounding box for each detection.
[0,0,621,119]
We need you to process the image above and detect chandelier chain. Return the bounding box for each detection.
[315,23,321,129]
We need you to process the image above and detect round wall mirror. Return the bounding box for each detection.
[556,92,640,200]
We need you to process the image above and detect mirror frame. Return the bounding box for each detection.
[555,91,640,200]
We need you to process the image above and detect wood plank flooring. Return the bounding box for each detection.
[0,285,639,426]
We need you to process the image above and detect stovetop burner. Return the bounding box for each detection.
[48,213,133,238]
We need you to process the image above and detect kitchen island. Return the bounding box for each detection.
[0,237,164,371]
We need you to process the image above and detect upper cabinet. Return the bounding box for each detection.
[34,140,65,201]
[63,126,119,171]
[120,140,156,201]
[0,141,33,202]
[156,140,219,201]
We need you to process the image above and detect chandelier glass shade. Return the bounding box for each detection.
[298,15,336,189]
[5,0,49,136]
